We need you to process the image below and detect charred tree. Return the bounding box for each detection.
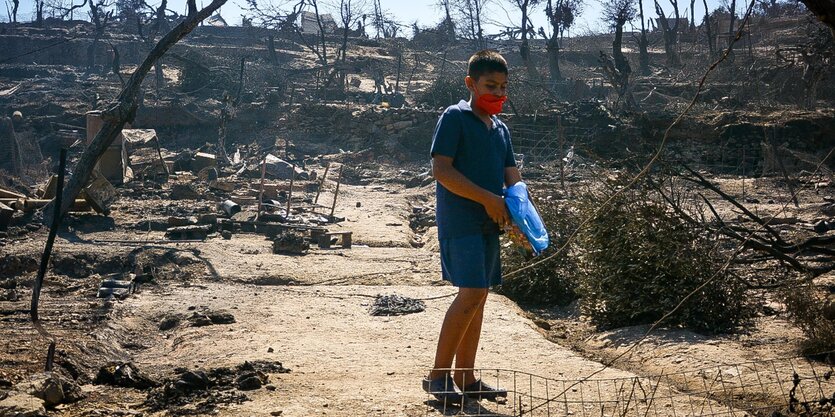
[455,0,488,47]
[655,0,681,67]
[45,0,229,225]
[545,0,582,83]
[637,0,649,75]
[727,0,736,47]
[601,0,638,110]
[87,0,114,71]
[702,0,714,54]
[510,0,542,80]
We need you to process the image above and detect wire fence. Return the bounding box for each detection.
[425,353,835,416]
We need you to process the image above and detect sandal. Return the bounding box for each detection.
[462,379,507,401]
[422,375,464,404]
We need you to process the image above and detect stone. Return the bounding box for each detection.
[178,370,209,390]
[165,225,211,240]
[158,314,181,331]
[0,391,45,416]
[197,214,218,224]
[221,230,233,240]
[96,287,131,299]
[168,216,198,227]
[15,372,83,408]
[264,154,308,180]
[170,183,200,200]
[813,220,831,234]
[208,310,236,325]
[235,372,265,391]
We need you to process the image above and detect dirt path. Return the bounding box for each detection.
[3,181,818,417]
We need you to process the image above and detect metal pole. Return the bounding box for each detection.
[32,148,66,371]
[329,165,344,221]
[314,163,331,206]
[256,155,267,221]
[286,164,295,219]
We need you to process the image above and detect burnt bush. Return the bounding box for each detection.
[415,76,468,109]
[781,284,835,354]
[499,196,578,306]
[573,179,754,333]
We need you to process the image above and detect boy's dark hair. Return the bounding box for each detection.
[467,50,508,80]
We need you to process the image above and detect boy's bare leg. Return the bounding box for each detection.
[428,288,489,381]
[453,298,485,387]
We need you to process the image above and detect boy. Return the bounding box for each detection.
[422,50,520,403]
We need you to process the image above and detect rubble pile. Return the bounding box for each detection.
[142,361,290,416]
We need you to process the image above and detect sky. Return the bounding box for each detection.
[5,0,738,36]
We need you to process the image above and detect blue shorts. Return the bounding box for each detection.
[439,233,502,288]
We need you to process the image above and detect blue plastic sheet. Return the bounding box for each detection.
[504,182,549,256]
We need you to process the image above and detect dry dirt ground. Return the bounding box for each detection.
[1,174,833,416]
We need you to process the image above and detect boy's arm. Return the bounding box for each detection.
[505,167,521,187]
[432,155,510,227]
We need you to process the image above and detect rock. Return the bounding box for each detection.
[813,220,832,234]
[158,314,182,331]
[264,154,308,180]
[15,372,83,408]
[235,371,266,391]
[188,312,213,327]
[165,225,211,240]
[170,183,200,200]
[265,384,277,391]
[12,111,23,122]
[197,214,218,225]
[270,410,283,416]
[221,230,233,240]
[207,310,236,325]
[0,391,45,416]
[178,370,209,391]
[168,216,198,227]
[267,347,274,353]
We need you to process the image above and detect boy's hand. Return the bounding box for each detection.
[483,194,510,227]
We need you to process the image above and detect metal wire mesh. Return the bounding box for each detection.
[425,354,835,416]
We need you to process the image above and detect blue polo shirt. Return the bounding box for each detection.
[430,100,516,239]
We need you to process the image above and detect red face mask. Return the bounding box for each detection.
[473,86,506,115]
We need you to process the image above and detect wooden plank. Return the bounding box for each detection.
[0,188,25,199]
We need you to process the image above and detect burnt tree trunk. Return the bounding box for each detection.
[703,0,714,54]
[727,0,736,47]
[546,35,562,82]
[638,0,650,75]
[655,0,681,67]
[45,0,229,225]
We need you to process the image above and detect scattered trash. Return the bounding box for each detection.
[369,294,426,316]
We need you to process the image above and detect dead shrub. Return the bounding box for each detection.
[781,284,835,354]
[415,76,468,109]
[499,196,578,306]
[573,179,754,333]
